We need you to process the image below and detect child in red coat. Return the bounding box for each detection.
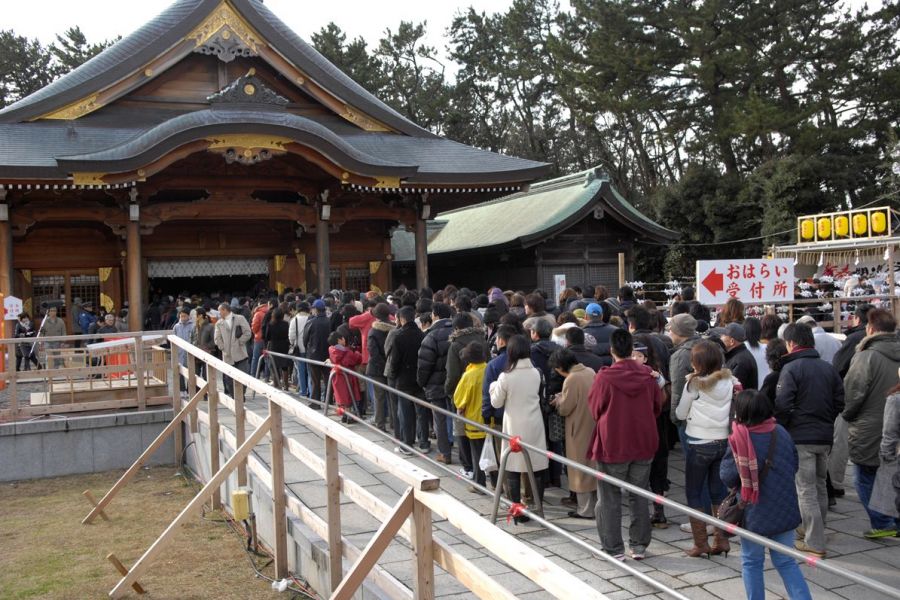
[328,328,363,423]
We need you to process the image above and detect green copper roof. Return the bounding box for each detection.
[419,167,678,256]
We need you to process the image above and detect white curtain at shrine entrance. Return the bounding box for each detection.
[147,258,269,278]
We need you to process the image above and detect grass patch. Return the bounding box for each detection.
[0,466,315,599]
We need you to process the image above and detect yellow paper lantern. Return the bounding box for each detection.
[871,211,888,234]
[817,217,832,240]
[834,215,849,237]
[800,219,815,241]
[852,213,869,236]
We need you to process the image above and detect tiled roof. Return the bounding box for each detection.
[0,0,549,184]
[391,167,679,259]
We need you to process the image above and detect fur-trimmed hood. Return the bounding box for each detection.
[449,326,485,342]
[688,368,735,395]
[371,320,395,333]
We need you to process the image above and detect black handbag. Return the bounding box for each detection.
[717,429,778,537]
[548,396,565,443]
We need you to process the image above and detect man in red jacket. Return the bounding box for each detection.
[588,328,664,560]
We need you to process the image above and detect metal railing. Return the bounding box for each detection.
[263,348,900,600]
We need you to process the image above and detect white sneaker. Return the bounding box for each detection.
[394,446,413,457]
[457,468,474,480]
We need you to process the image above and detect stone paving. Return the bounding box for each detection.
[205,386,900,600]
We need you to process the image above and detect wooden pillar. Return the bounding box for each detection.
[0,219,12,297]
[617,252,626,289]
[207,364,221,510]
[270,400,288,579]
[126,219,143,331]
[0,190,13,339]
[316,207,330,295]
[325,435,342,593]
[234,383,247,487]
[411,498,434,600]
[415,216,428,291]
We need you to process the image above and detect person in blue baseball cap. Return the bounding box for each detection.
[584,303,615,357]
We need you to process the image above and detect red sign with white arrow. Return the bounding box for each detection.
[696,259,794,305]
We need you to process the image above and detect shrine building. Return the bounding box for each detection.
[0,0,549,331]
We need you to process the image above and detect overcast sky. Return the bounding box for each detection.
[3,0,522,65]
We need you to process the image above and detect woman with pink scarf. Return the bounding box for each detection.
[720,390,812,600]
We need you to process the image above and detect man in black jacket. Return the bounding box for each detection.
[721,323,757,392]
[583,303,614,358]
[775,323,845,557]
[388,306,428,456]
[833,304,872,378]
[302,299,332,410]
[366,303,395,432]
[417,302,455,463]
[565,327,608,371]
[627,304,670,381]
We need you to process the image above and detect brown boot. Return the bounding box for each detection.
[684,518,712,558]
[709,505,730,557]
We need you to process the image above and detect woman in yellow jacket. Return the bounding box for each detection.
[453,341,488,492]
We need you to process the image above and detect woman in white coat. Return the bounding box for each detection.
[490,334,549,521]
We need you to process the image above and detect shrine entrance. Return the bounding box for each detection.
[147,258,270,298]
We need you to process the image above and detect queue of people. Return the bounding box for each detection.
[157,282,898,599]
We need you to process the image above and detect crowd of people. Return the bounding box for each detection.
[43,281,900,598]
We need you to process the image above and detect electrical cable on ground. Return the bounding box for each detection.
[176,454,320,599]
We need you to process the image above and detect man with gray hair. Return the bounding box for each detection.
[214,302,252,397]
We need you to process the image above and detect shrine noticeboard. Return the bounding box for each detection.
[696,259,794,305]
[3,295,22,320]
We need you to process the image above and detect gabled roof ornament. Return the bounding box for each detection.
[207,69,288,108]
[189,1,261,62]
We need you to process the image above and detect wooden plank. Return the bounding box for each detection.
[332,488,414,600]
[7,342,17,419]
[411,498,434,600]
[108,414,273,599]
[133,335,146,410]
[234,382,247,487]
[170,345,183,465]
[207,365,221,510]
[82,490,110,522]
[168,335,440,492]
[274,393,439,491]
[208,407,502,600]
[82,382,208,524]
[269,400,288,580]
[325,435,343,594]
[107,553,145,595]
[281,434,414,540]
[414,490,606,600]
[432,542,517,600]
[186,360,199,433]
[285,495,412,600]
[2,396,171,418]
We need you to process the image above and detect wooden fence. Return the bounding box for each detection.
[89,335,608,600]
[0,331,171,422]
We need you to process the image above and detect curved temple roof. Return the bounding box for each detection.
[0,0,550,187]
